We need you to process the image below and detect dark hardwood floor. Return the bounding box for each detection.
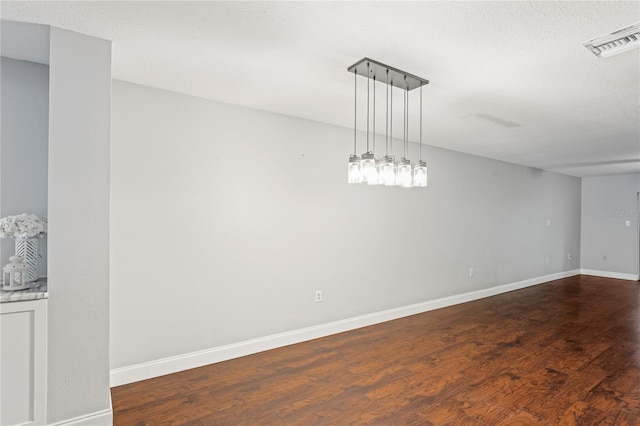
[111,275,640,425]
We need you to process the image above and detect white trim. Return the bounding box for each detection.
[580,269,639,281]
[47,408,112,426]
[110,269,580,387]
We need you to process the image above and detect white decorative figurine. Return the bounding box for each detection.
[3,256,30,291]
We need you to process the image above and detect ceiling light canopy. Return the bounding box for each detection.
[347,58,430,188]
[583,23,640,58]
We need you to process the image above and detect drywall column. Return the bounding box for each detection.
[47,27,111,424]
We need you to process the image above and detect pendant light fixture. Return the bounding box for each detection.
[348,69,362,183]
[369,75,380,186]
[379,69,395,186]
[413,85,428,187]
[360,63,378,185]
[397,82,412,188]
[347,58,429,189]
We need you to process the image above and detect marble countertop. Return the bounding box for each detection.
[1,278,48,303]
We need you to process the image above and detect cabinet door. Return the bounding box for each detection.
[0,299,47,426]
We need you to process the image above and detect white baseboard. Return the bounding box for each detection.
[580,269,639,281]
[110,269,580,387]
[48,408,112,426]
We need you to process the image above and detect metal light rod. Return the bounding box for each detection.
[347,57,429,91]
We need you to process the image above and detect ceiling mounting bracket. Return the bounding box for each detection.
[347,57,429,91]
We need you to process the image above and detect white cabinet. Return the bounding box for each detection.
[0,299,47,425]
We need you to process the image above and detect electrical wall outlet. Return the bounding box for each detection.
[315,290,322,303]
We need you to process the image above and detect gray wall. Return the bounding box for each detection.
[47,27,111,423]
[581,173,640,277]
[110,81,582,370]
[0,57,48,277]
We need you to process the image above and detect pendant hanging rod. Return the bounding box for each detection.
[403,86,406,158]
[367,64,370,152]
[406,87,410,159]
[390,77,393,154]
[366,62,370,152]
[353,69,357,156]
[419,85,423,161]
[347,57,429,91]
[406,86,409,158]
[385,70,389,156]
[372,76,376,155]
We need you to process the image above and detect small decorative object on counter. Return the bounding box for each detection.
[3,256,30,291]
[0,213,47,282]
[15,237,40,282]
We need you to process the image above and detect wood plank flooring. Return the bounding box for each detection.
[111,275,640,425]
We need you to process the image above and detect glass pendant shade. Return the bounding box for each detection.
[366,158,380,186]
[370,159,382,186]
[413,160,428,187]
[379,156,396,186]
[348,155,362,183]
[392,160,401,186]
[361,152,378,185]
[397,158,413,188]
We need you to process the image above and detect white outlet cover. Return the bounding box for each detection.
[625,220,631,227]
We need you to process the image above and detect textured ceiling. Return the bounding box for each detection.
[2,1,639,177]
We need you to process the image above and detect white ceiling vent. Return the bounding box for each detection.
[583,23,640,58]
